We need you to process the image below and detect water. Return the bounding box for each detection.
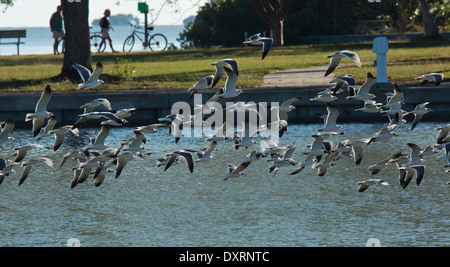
[0,120,448,247]
[0,24,185,56]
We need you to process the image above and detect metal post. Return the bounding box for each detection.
[144,11,148,47]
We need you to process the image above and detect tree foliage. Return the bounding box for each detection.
[179,0,449,48]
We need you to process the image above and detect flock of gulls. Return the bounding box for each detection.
[0,34,448,192]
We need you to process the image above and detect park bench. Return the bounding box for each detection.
[0,29,27,55]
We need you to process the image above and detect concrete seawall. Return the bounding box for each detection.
[1,83,448,129]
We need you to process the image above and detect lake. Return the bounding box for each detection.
[0,120,448,247]
[0,24,185,56]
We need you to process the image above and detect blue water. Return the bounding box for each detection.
[0,120,448,247]
[0,24,185,56]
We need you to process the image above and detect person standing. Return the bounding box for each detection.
[50,5,65,54]
[98,9,118,53]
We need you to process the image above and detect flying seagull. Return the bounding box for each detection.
[405,102,432,131]
[72,98,112,129]
[0,118,15,145]
[217,66,242,99]
[243,33,273,60]
[414,72,444,87]
[357,179,390,192]
[222,161,251,181]
[71,61,104,89]
[324,50,361,77]
[187,75,214,101]
[346,72,376,101]
[18,157,56,186]
[25,85,53,137]
[211,58,239,88]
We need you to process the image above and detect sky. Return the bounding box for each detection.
[0,0,208,28]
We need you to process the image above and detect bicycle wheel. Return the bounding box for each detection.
[123,35,135,53]
[56,38,65,54]
[91,34,106,53]
[148,33,167,52]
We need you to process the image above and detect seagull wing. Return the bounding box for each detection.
[281,96,302,108]
[0,118,14,139]
[432,73,443,86]
[260,38,273,60]
[324,56,342,77]
[411,114,424,131]
[352,145,363,165]
[413,165,425,186]
[93,125,110,147]
[358,72,376,95]
[40,157,56,171]
[71,62,92,83]
[176,151,194,173]
[35,85,52,112]
[86,62,103,83]
[223,66,238,93]
[324,102,339,128]
[340,50,362,67]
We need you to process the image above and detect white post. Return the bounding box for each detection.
[372,36,391,88]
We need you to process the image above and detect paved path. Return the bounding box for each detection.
[261,65,334,88]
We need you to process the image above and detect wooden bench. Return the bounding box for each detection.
[0,30,26,55]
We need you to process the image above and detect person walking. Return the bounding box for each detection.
[98,9,118,53]
[50,5,65,54]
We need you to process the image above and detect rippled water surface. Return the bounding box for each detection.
[0,121,449,247]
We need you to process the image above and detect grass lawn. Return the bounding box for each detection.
[0,39,448,92]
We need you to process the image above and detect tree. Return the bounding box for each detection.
[59,0,91,80]
[248,0,291,46]
[419,0,440,38]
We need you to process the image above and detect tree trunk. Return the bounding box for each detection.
[59,0,91,80]
[249,0,291,46]
[419,0,440,38]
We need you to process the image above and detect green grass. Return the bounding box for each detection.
[0,39,449,92]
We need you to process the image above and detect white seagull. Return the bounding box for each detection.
[71,61,104,89]
[318,102,343,133]
[211,58,239,88]
[271,96,302,121]
[217,66,242,98]
[243,33,273,60]
[72,98,112,129]
[355,100,382,113]
[357,179,390,192]
[414,72,444,87]
[405,102,432,131]
[328,74,356,95]
[48,125,80,151]
[18,157,56,186]
[25,85,53,137]
[346,72,376,101]
[164,150,195,173]
[0,118,15,145]
[79,111,126,126]
[367,151,402,175]
[312,151,338,176]
[11,144,49,163]
[222,161,251,181]
[324,50,361,77]
[188,75,214,101]
[194,140,217,163]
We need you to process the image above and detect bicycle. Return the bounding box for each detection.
[56,28,106,54]
[123,22,168,53]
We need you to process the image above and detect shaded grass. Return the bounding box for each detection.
[0,39,449,92]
